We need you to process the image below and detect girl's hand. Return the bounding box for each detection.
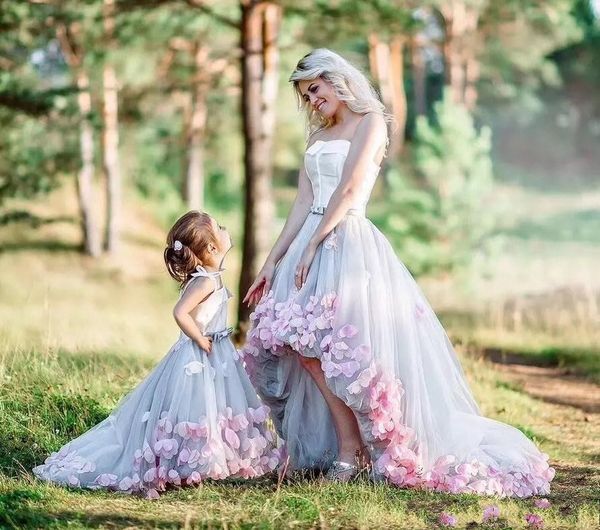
[243,261,275,307]
[295,242,317,289]
[196,336,213,353]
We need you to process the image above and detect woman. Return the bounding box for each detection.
[241,48,554,497]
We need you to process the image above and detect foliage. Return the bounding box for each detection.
[374,91,498,275]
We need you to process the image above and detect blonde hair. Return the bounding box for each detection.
[289,48,394,144]
[164,210,222,286]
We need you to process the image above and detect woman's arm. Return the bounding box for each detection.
[242,158,314,305]
[173,278,215,351]
[264,163,314,268]
[308,113,386,249]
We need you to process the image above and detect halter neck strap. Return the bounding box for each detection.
[190,265,225,279]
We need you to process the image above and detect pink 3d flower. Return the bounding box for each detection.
[524,513,544,528]
[153,438,179,459]
[482,505,500,522]
[438,512,457,527]
[533,498,551,509]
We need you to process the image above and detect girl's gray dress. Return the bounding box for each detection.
[34,266,281,498]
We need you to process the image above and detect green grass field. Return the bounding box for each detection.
[0,182,598,529]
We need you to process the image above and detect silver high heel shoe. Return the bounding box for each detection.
[323,460,359,482]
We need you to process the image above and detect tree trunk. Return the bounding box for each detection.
[237,0,280,327]
[57,23,101,257]
[185,44,209,211]
[102,0,121,254]
[389,35,407,157]
[464,53,480,110]
[463,9,480,110]
[411,34,427,116]
[441,0,480,108]
[77,70,102,257]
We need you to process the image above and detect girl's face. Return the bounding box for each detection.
[297,77,341,120]
[210,216,232,255]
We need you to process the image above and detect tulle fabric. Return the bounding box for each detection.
[242,141,554,498]
[33,268,281,498]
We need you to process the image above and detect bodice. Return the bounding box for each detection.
[304,139,380,216]
[180,265,232,333]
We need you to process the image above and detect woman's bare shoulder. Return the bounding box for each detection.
[352,112,387,144]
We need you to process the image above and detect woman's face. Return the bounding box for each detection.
[297,77,340,119]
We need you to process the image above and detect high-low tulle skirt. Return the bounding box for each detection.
[242,210,554,498]
[33,332,281,498]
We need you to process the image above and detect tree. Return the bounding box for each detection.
[238,0,282,325]
[102,0,122,254]
[56,20,102,257]
[0,2,77,213]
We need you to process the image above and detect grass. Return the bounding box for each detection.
[0,183,599,528]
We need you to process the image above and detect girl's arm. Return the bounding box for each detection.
[173,278,215,352]
[308,113,386,249]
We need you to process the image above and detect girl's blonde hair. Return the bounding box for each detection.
[164,210,222,285]
[289,48,394,144]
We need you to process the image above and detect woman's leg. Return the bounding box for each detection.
[290,349,366,464]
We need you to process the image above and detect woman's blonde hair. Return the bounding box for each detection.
[289,48,394,144]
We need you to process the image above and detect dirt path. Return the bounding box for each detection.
[494,363,600,414]
[473,347,600,512]
[473,346,600,414]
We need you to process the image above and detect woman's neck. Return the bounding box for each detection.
[332,103,354,126]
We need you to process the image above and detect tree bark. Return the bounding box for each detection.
[77,71,101,257]
[389,35,407,157]
[185,44,209,210]
[411,33,427,116]
[441,0,480,108]
[102,0,122,254]
[57,23,101,257]
[237,0,280,326]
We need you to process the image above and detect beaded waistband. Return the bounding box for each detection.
[204,326,234,341]
[310,205,364,217]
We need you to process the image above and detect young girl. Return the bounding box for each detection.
[33,211,281,499]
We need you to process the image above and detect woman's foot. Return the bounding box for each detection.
[323,460,359,482]
[337,443,370,469]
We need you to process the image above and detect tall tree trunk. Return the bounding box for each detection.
[463,9,480,110]
[57,24,101,257]
[77,70,102,257]
[368,32,392,172]
[411,34,427,116]
[102,0,121,254]
[464,53,480,110]
[368,33,407,183]
[441,0,480,108]
[237,0,280,326]
[185,44,209,210]
[389,35,407,158]
[372,35,407,155]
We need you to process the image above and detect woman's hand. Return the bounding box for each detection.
[243,261,275,307]
[295,242,317,289]
[196,336,213,353]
